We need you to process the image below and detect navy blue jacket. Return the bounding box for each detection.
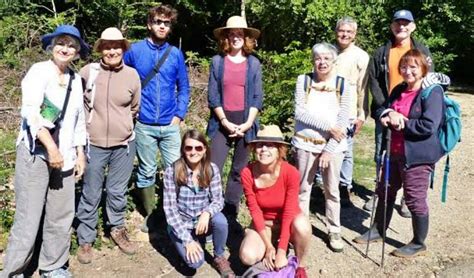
[124,40,190,125]
[375,83,445,167]
[207,54,263,143]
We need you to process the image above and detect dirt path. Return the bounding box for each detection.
[68,92,474,277]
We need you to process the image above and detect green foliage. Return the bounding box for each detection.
[258,42,312,134]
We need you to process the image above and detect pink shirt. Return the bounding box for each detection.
[390,88,420,155]
[223,56,246,111]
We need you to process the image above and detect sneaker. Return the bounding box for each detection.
[110,227,138,255]
[213,256,235,278]
[40,268,72,278]
[295,267,308,278]
[363,195,378,212]
[77,243,93,264]
[328,232,344,252]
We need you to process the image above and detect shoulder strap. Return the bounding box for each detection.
[56,69,75,126]
[86,63,101,123]
[141,46,173,88]
[336,75,344,96]
[303,73,312,103]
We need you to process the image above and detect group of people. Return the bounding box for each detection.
[1,4,449,278]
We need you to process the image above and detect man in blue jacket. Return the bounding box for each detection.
[124,4,190,233]
[365,9,434,215]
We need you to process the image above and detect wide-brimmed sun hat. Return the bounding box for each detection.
[213,15,260,39]
[93,27,130,52]
[250,125,289,145]
[41,24,89,57]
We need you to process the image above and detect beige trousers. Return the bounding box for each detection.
[294,148,344,233]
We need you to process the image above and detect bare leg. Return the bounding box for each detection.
[239,227,270,265]
[290,213,312,267]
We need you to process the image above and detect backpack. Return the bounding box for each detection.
[421,84,462,203]
[85,63,101,123]
[303,73,345,103]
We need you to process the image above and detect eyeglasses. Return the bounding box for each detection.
[255,142,278,149]
[184,145,204,152]
[152,19,172,27]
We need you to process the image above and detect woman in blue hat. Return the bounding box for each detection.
[1,25,88,278]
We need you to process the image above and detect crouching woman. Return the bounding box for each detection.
[239,125,312,278]
[163,130,235,277]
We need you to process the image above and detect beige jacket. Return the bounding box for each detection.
[80,60,141,148]
[335,43,369,121]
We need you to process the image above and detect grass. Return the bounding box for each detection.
[352,121,377,190]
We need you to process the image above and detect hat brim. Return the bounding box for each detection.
[213,27,260,40]
[249,137,290,145]
[93,39,130,53]
[41,32,90,57]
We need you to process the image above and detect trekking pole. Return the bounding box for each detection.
[365,151,384,257]
[381,128,392,268]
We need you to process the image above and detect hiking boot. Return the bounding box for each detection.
[398,197,412,218]
[328,232,344,252]
[354,198,395,244]
[340,186,353,207]
[40,267,72,278]
[295,267,308,278]
[213,256,235,278]
[110,227,138,255]
[353,224,382,244]
[391,214,429,258]
[77,243,93,264]
[363,195,378,212]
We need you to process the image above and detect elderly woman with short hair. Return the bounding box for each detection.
[1,25,88,277]
[292,42,351,252]
[75,27,141,264]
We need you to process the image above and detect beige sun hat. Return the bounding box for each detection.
[250,125,289,145]
[213,15,260,39]
[93,27,130,52]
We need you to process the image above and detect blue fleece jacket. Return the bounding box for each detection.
[124,40,190,125]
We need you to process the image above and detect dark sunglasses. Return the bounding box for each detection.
[152,19,172,27]
[184,145,204,152]
[255,142,278,149]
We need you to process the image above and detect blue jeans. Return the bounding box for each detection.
[339,131,354,189]
[134,122,181,188]
[168,212,228,269]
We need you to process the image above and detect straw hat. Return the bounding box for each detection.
[93,27,130,52]
[250,125,289,145]
[41,25,89,57]
[213,16,260,39]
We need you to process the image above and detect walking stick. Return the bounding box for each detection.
[381,128,392,268]
[365,151,384,258]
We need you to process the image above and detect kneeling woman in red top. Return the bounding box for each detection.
[239,125,312,277]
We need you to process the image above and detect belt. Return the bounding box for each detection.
[294,133,326,145]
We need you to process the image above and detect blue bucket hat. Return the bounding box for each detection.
[41,25,89,57]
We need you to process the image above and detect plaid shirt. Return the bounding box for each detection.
[163,162,224,244]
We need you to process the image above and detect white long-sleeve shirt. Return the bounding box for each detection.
[16,60,86,171]
[291,73,351,154]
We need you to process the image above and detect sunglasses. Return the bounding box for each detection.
[255,142,278,149]
[184,145,205,152]
[152,19,172,27]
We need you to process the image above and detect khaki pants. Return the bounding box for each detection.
[294,148,344,233]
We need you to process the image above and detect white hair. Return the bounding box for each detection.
[335,16,358,32]
[311,42,338,61]
[45,34,81,60]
